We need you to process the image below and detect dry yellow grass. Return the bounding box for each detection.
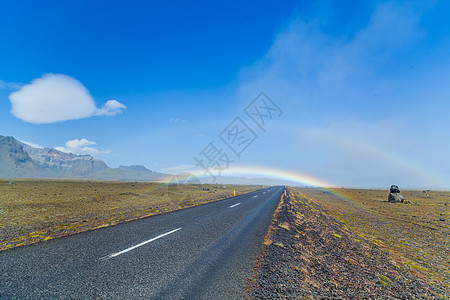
[0,179,260,251]
[296,187,449,289]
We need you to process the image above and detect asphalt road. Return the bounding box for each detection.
[0,186,284,299]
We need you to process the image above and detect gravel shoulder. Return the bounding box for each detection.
[248,188,448,299]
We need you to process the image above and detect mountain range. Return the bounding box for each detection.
[0,135,293,186]
[0,135,169,181]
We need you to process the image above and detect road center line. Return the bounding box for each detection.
[101,228,182,260]
[229,203,241,208]
[254,195,258,198]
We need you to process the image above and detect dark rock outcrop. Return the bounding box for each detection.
[388,185,407,203]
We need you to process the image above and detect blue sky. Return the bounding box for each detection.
[1,0,449,188]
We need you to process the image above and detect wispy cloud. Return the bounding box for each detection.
[8,74,126,124]
[0,79,22,90]
[236,1,449,187]
[55,139,111,156]
[238,2,421,105]
[169,118,187,123]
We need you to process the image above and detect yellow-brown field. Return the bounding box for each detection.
[0,179,260,251]
[296,187,449,289]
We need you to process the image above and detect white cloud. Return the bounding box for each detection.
[8,74,126,124]
[0,79,22,90]
[95,99,127,116]
[55,139,111,156]
[169,118,187,123]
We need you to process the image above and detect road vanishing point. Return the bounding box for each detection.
[1,186,284,299]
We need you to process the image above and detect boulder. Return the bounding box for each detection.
[388,193,406,203]
[388,185,407,203]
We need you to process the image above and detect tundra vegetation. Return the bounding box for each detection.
[0,179,259,251]
[300,187,449,288]
[249,187,449,299]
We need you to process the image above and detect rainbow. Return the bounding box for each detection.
[146,164,355,209]
[301,127,450,188]
[156,164,358,208]
[160,164,334,188]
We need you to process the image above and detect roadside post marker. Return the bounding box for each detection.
[234,191,236,196]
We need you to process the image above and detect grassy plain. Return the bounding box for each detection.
[297,187,449,289]
[0,179,260,251]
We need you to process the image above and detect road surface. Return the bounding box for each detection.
[0,186,284,299]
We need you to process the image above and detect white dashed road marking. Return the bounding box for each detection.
[229,203,241,208]
[101,228,182,260]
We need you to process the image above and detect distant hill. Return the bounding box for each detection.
[84,165,168,182]
[0,135,169,181]
[117,165,153,172]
